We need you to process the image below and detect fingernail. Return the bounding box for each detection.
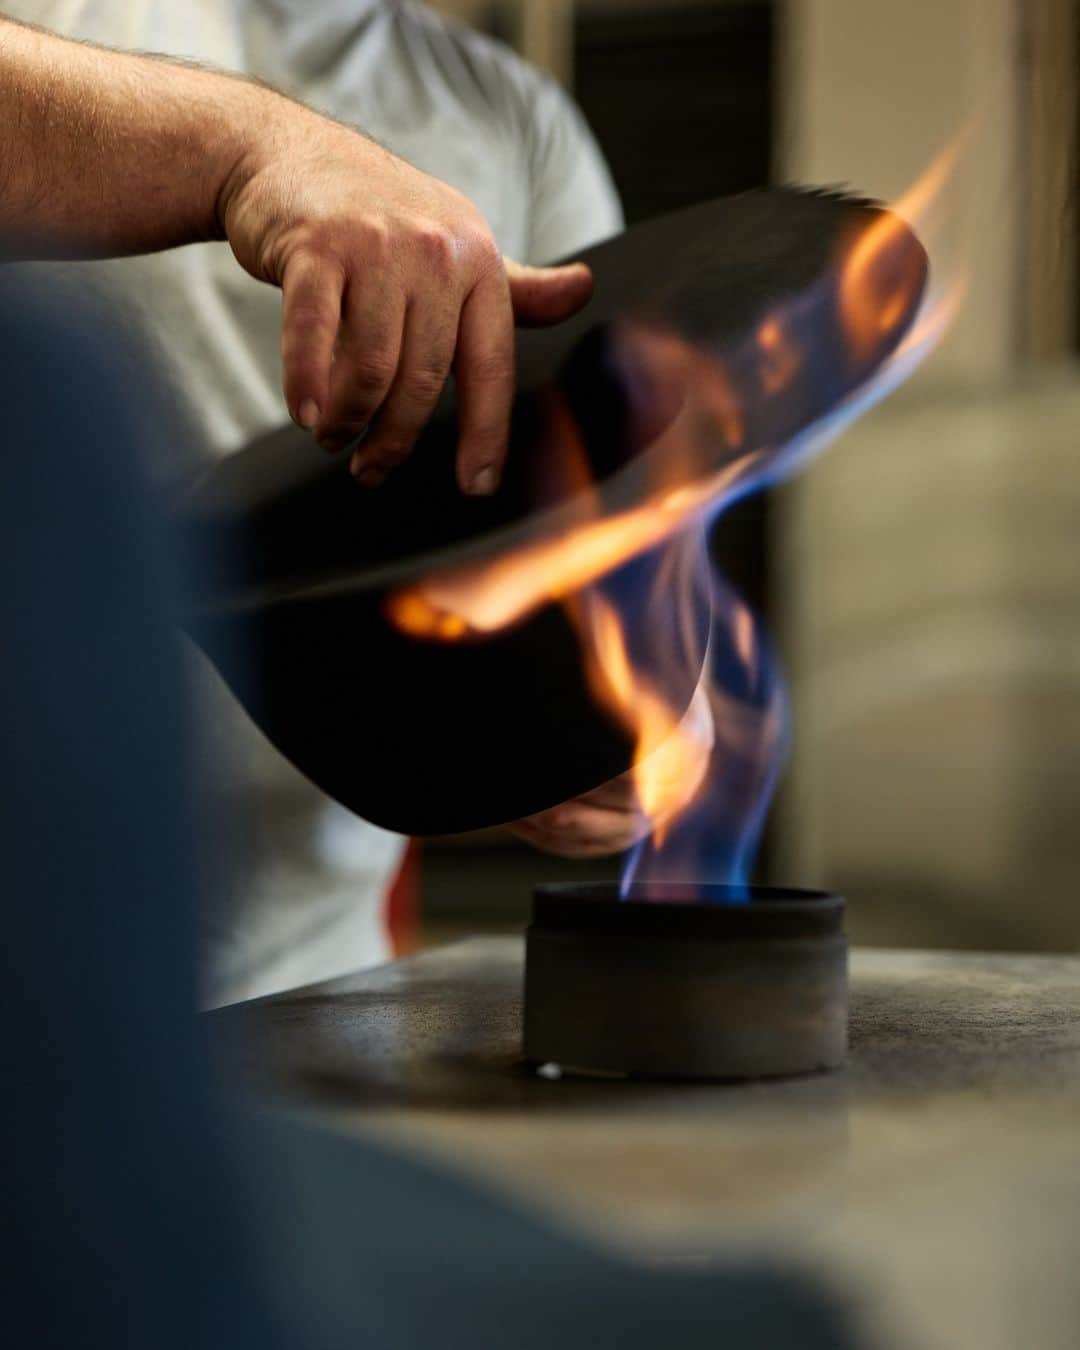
[298,399,320,430]
[467,465,500,496]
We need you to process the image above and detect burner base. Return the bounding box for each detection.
[523,884,847,1080]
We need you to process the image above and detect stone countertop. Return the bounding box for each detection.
[212,940,1080,1350]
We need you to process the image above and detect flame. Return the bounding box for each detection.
[838,135,962,368]
[386,450,759,639]
[757,317,801,397]
[386,148,963,877]
[567,586,712,847]
[892,132,967,229]
[840,207,921,365]
[385,341,761,640]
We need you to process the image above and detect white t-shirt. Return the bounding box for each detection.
[9,0,623,1002]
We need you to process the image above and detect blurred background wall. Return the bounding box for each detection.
[774,0,1080,951]
[423,0,1080,954]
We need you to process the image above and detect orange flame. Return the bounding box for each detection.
[838,131,968,371]
[386,459,752,639]
[387,147,963,853]
[757,317,801,397]
[566,586,712,845]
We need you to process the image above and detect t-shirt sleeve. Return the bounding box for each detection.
[520,72,625,265]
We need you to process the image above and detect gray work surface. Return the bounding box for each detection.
[212,939,1080,1350]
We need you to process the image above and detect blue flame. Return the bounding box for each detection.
[616,530,788,901]
[614,286,947,902]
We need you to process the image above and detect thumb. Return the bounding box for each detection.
[505,258,593,327]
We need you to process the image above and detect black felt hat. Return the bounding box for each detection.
[179,187,927,835]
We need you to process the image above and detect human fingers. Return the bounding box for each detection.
[318,273,406,452]
[349,291,457,485]
[453,262,514,495]
[505,258,593,327]
[510,799,649,858]
[571,769,639,811]
[280,251,346,431]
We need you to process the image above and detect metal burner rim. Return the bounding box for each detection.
[532,882,843,941]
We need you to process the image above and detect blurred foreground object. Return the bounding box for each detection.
[2,271,858,1350]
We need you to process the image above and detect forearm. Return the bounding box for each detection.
[0,15,282,258]
[0,14,593,482]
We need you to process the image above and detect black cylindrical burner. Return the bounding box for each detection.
[524,883,847,1080]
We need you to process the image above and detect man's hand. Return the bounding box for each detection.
[221,120,593,493]
[509,770,646,859]
[0,17,592,491]
[510,684,715,858]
